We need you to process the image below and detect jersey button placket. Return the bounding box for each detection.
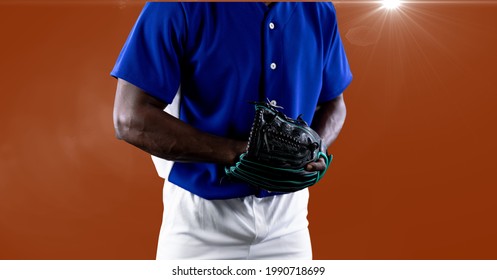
[263,13,280,104]
[268,21,277,72]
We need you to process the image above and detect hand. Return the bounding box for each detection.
[305,157,327,172]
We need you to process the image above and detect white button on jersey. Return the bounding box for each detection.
[270,63,277,70]
[269,22,275,29]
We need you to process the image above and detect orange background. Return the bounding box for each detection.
[1,1,496,259]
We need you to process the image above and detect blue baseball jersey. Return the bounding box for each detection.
[111,2,352,199]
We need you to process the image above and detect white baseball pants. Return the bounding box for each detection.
[156,181,312,260]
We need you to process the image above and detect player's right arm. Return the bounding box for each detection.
[113,78,247,166]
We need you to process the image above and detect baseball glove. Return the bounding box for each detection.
[225,101,332,193]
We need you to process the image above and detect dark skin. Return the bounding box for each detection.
[113,79,346,172]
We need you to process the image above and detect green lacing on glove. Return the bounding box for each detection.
[225,152,333,193]
[316,151,333,183]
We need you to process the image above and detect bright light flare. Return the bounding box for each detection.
[382,0,402,10]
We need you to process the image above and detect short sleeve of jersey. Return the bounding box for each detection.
[110,3,185,104]
[319,4,353,103]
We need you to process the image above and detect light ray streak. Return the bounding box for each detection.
[339,0,495,137]
[342,0,477,76]
[396,8,444,85]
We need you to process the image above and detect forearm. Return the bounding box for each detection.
[113,80,246,166]
[119,109,245,165]
[311,94,347,151]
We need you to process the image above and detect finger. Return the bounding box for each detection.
[306,158,326,171]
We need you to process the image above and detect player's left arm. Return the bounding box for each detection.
[306,94,346,171]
